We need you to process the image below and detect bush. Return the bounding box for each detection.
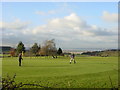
[2,74,50,89]
[2,74,23,89]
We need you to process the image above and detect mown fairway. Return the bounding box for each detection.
[2,56,118,88]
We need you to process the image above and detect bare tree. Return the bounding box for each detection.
[40,39,57,57]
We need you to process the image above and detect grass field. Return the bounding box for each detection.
[2,56,118,88]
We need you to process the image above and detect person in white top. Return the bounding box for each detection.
[70,53,76,64]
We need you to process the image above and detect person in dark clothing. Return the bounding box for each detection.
[70,53,76,64]
[18,53,23,66]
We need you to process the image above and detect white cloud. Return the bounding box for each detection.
[32,13,117,37]
[35,10,57,16]
[48,10,56,14]
[102,11,118,23]
[35,11,46,15]
[2,13,118,48]
[0,19,30,30]
[35,3,73,16]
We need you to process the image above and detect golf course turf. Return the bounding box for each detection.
[2,56,118,88]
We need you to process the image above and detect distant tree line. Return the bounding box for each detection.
[81,49,120,57]
[9,39,63,57]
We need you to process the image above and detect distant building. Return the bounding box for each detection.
[0,46,12,54]
[63,50,83,54]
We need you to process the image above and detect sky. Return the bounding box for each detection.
[1,2,118,49]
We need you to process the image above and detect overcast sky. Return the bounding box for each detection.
[1,2,118,49]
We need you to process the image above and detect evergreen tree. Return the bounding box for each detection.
[16,41,25,55]
[57,48,63,55]
[30,43,39,55]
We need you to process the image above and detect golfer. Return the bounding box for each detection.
[18,53,23,66]
[70,53,76,64]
